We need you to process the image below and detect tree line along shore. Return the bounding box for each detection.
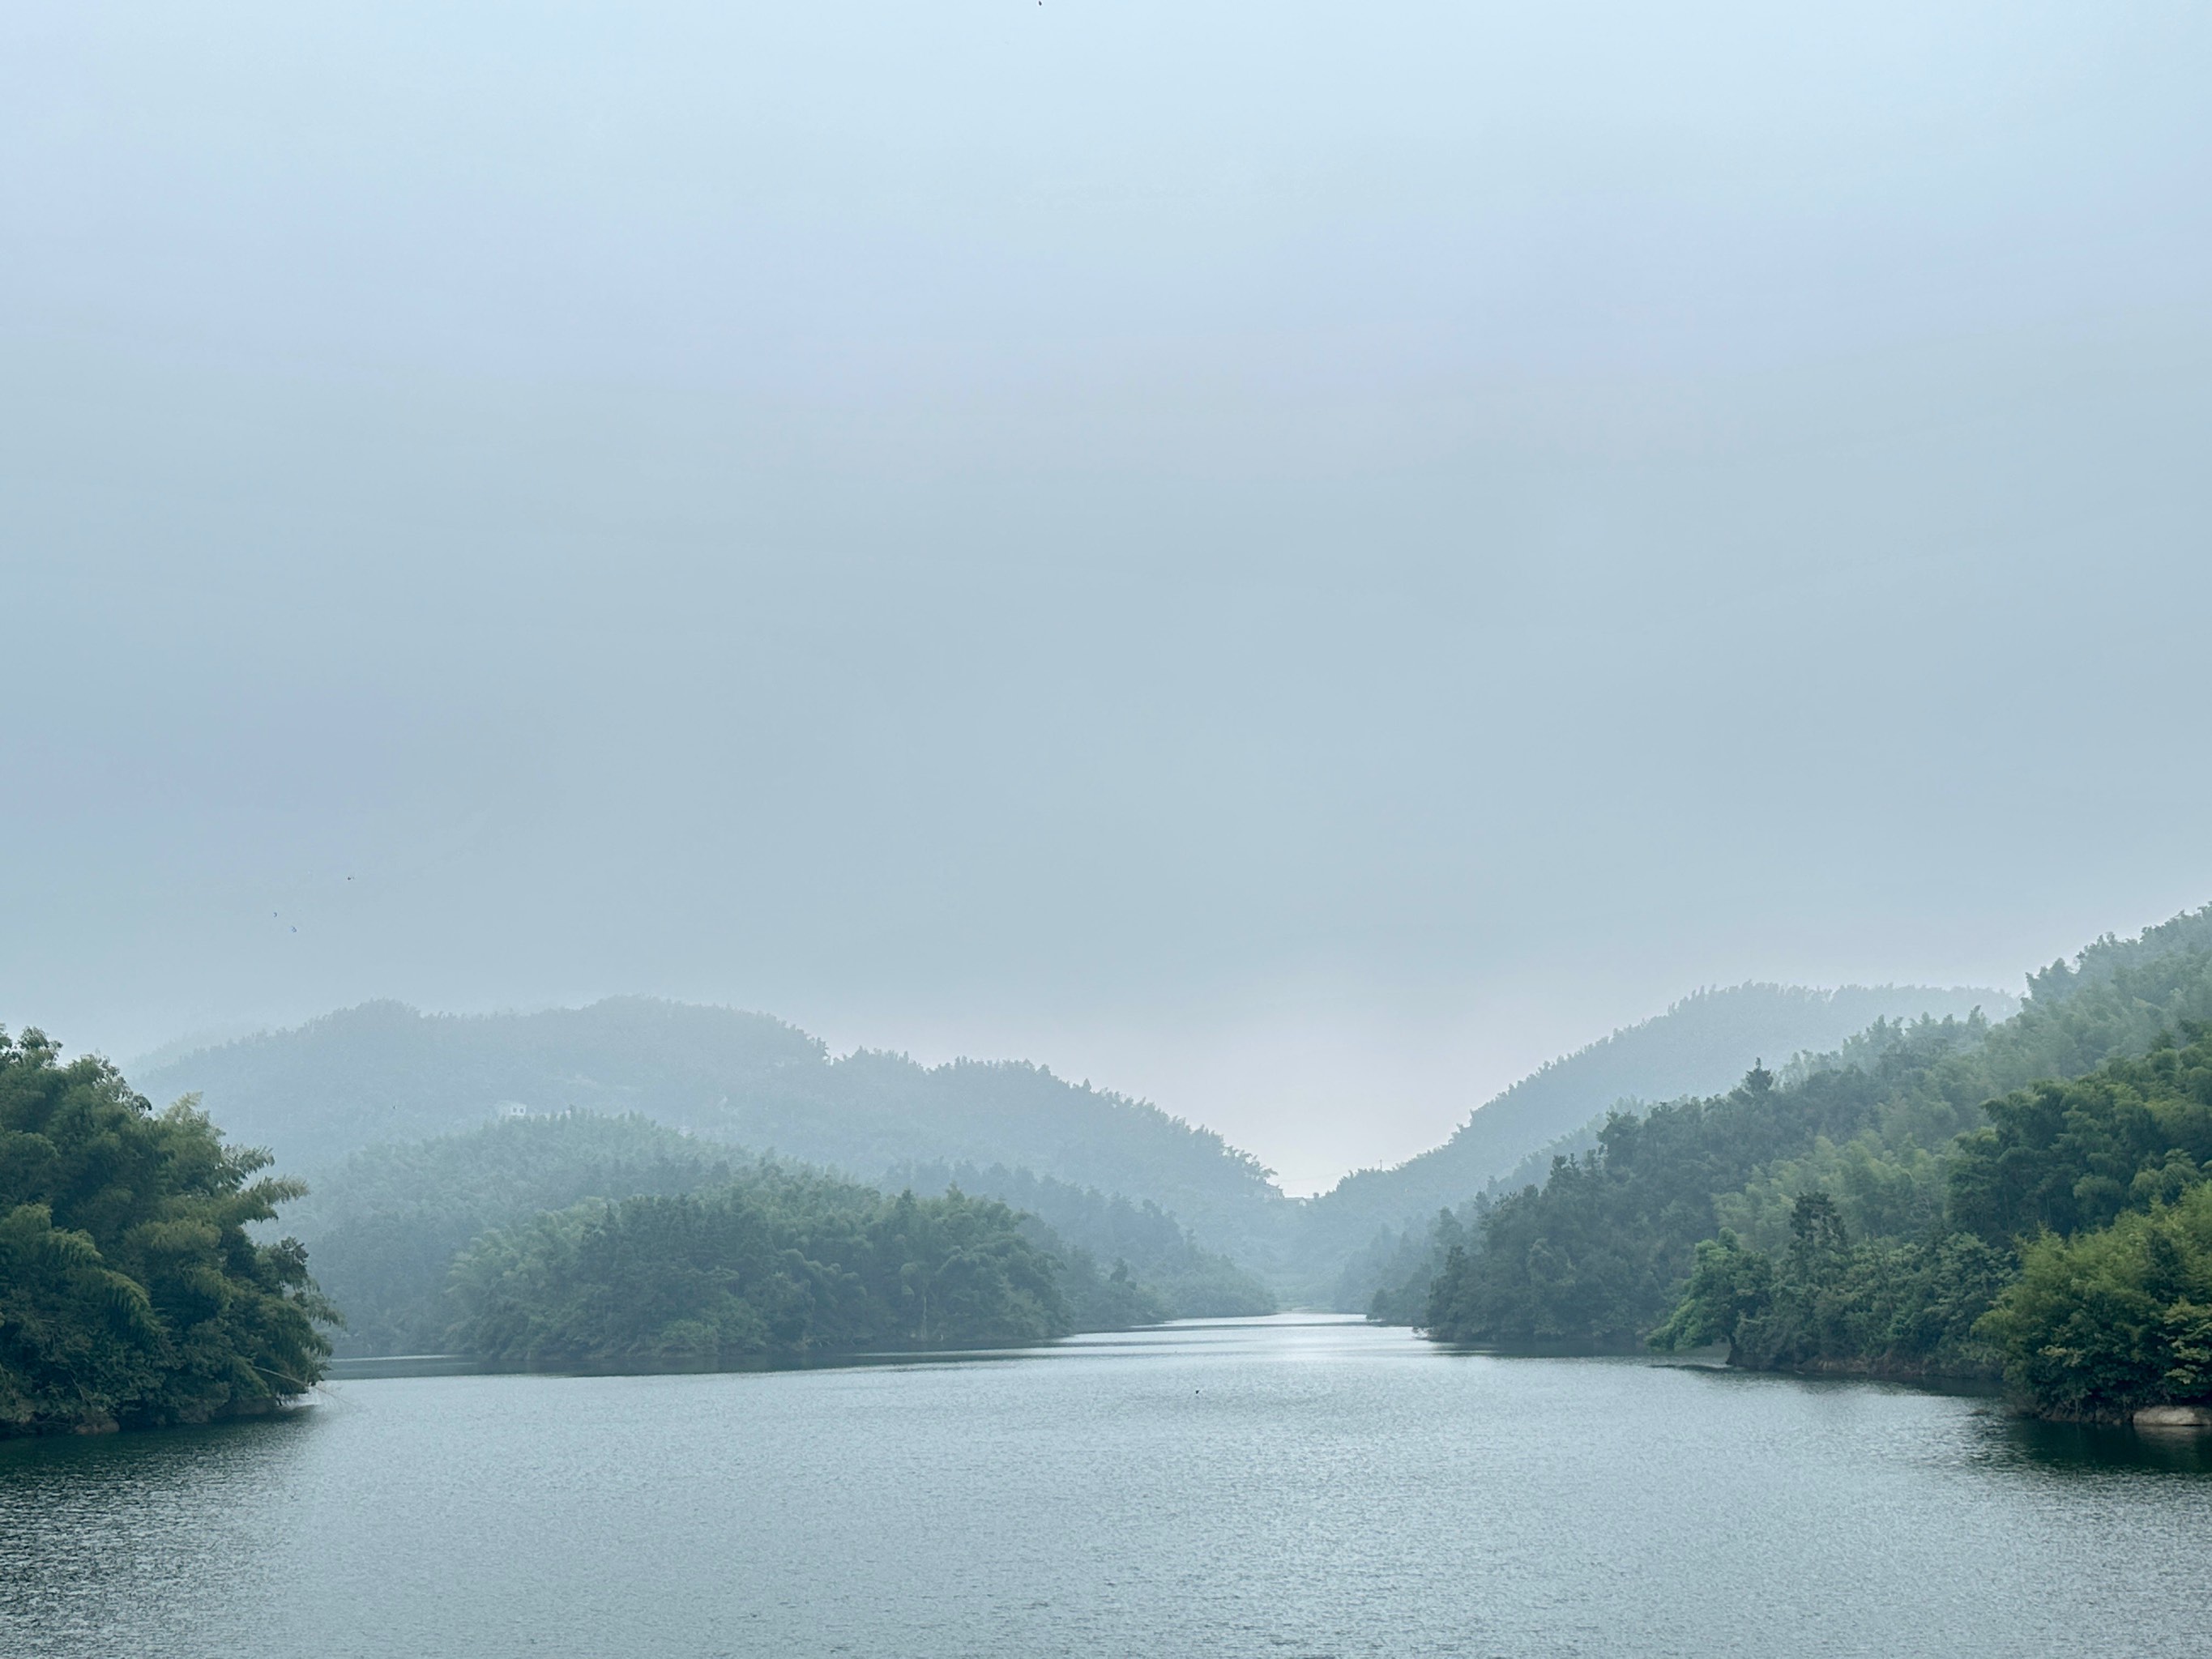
[1406,906,2212,1425]
[0,1030,1266,1436]
[6,902,2212,1435]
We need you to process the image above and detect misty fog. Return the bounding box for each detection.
[9,8,2212,1657]
[8,2,2209,1186]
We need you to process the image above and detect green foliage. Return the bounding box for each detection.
[1948,1033,2212,1244]
[0,1029,330,1435]
[294,1117,1255,1356]
[285,1112,745,1355]
[449,1175,1068,1366]
[1300,982,2006,1294]
[1426,1052,1924,1343]
[1348,1119,1611,1320]
[1647,992,2212,1403]
[1356,1205,1480,1325]
[1718,926,2212,1254]
[1053,1249,1171,1331]
[891,1159,1274,1318]
[141,998,1285,1265]
[1429,911,2212,1355]
[1648,1198,2011,1375]
[1978,1183,2212,1421]
[1697,1026,2212,1384]
[1646,1229,1775,1354]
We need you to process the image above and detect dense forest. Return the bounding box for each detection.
[139,999,1287,1265]
[282,1113,748,1355]
[889,1159,1275,1318]
[1416,904,2212,1420]
[3,1020,1248,1425]
[451,1176,1069,1365]
[0,1029,328,1435]
[32,904,2209,1421]
[1296,982,2004,1300]
[1336,1122,1608,1319]
[14,908,2209,1427]
[138,987,2009,1307]
[291,1115,1234,1357]
[1655,1028,2212,1415]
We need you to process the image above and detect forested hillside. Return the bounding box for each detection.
[145,987,2010,1303]
[451,1177,1069,1366]
[890,1159,1275,1318]
[1657,1026,2212,1416]
[1296,982,2006,1300]
[140,999,1287,1264]
[293,1115,1242,1357]
[284,1114,745,1355]
[1418,902,2212,1422]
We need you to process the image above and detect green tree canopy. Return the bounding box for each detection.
[449,1172,1070,1367]
[1424,905,2212,1377]
[0,1029,330,1435]
[284,1112,745,1355]
[1979,1182,2212,1421]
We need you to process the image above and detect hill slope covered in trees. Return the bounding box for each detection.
[1418,902,2212,1422]
[1655,1022,2212,1418]
[889,1159,1274,1319]
[1296,982,2008,1299]
[281,1113,747,1355]
[451,1177,1070,1366]
[140,999,1287,1265]
[289,1113,1270,1356]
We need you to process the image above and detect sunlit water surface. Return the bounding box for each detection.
[5,1316,2209,1657]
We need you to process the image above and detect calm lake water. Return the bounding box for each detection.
[5,1315,2209,1658]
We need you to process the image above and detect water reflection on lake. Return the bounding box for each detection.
[5,1316,2208,1657]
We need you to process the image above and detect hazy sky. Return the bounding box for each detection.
[6,2,2210,1192]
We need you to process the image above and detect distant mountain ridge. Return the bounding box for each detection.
[139,982,2014,1300]
[1289,981,2013,1290]
[136,997,1287,1264]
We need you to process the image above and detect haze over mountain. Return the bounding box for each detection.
[1305,985,2009,1230]
[140,999,1284,1264]
[8,6,2212,1653]
[8,2,2210,1192]
[1279,981,2008,1295]
[1413,900,2212,1362]
[280,1110,1273,1358]
[145,979,2006,1297]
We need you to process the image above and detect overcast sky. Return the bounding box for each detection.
[5,2,2209,1192]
